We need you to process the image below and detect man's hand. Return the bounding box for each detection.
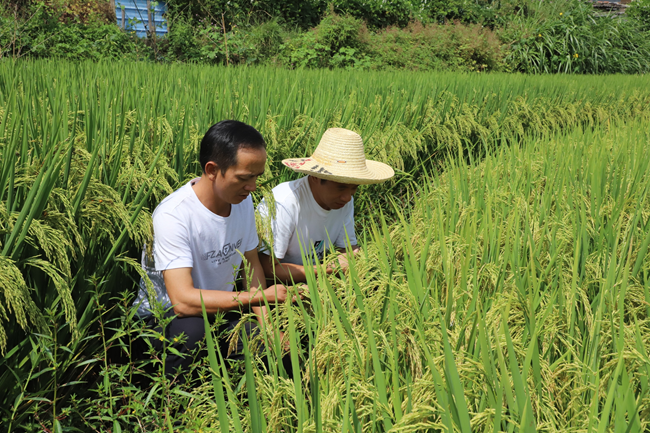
[329,245,360,274]
[262,284,289,303]
[335,252,350,273]
[264,284,306,303]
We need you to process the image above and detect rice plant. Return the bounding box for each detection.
[192,117,650,432]
[1,59,650,430]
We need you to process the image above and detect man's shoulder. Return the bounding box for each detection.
[153,183,193,219]
[256,178,303,221]
[271,177,307,205]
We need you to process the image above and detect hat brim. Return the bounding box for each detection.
[282,158,395,185]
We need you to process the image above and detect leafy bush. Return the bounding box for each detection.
[278,12,372,69]
[0,1,147,60]
[245,19,285,61]
[628,0,650,32]
[165,0,522,30]
[278,13,505,72]
[330,0,422,28]
[165,18,285,65]
[368,21,506,72]
[166,0,324,29]
[501,0,650,74]
[163,16,204,62]
[6,0,114,24]
[33,23,147,61]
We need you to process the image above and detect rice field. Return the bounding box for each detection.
[1,60,650,431]
[196,117,650,433]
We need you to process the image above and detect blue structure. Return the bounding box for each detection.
[116,0,167,38]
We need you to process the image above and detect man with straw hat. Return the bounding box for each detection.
[257,127,394,284]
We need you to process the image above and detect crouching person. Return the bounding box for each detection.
[256,128,394,284]
[133,120,291,378]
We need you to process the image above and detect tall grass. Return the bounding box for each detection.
[1,59,650,429]
[192,118,650,432]
[2,60,649,218]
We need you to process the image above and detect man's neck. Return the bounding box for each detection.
[192,176,231,217]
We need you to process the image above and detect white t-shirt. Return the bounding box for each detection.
[133,178,258,317]
[256,176,356,265]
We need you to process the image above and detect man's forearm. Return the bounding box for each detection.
[164,259,288,318]
[170,286,269,317]
[245,250,270,327]
[272,261,309,284]
[260,253,305,284]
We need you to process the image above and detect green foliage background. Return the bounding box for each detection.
[2,0,650,73]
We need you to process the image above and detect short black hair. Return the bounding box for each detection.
[199,120,266,174]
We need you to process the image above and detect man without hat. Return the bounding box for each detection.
[257,128,394,284]
[134,120,292,377]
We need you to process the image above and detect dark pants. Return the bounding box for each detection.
[146,309,260,377]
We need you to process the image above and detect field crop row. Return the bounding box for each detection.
[2,61,650,220]
[1,60,650,430]
[193,119,650,432]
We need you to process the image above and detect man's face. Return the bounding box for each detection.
[209,147,267,205]
[312,178,359,211]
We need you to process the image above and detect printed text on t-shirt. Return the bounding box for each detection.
[201,238,243,265]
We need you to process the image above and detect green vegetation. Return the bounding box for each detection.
[628,0,650,32]
[3,0,650,73]
[1,60,650,430]
[502,0,650,73]
[199,111,650,432]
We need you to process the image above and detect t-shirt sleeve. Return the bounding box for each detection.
[334,200,357,249]
[256,198,295,260]
[152,210,194,271]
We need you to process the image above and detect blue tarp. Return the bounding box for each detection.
[115,0,167,38]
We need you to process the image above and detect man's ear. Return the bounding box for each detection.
[204,161,221,180]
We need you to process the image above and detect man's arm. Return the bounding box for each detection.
[163,263,289,317]
[336,245,361,254]
[242,249,277,327]
[259,252,332,285]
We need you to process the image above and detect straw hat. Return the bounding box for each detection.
[282,128,394,185]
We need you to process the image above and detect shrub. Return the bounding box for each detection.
[244,19,285,61]
[628,0,650,32]
[165,18,285,65]
[278,12,372,69]
[0,4,146,60]
[35,24,147,60]
[164,17,204,62]
[279,12,507,72]
[330,0,422,28]
[501,0,650,74]
[49,0,115,24]
[367,21,506,72]
[9,0,115,24]
[166,0,324,29]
